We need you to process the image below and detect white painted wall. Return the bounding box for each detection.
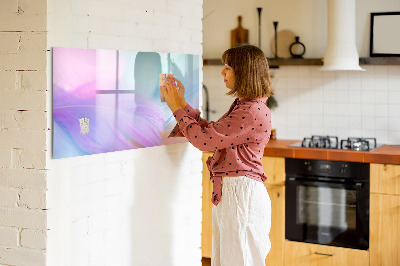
[203,0,400,145]
[203,0,400,58]
[46,0,203,266]
[0,0,48,265]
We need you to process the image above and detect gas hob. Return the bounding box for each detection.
[289,135,383,151]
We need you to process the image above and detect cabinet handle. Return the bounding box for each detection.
[314,252,335,257]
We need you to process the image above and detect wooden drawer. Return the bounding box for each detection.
[284,241,369,266]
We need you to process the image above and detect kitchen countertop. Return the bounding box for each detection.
[263,139,400,165]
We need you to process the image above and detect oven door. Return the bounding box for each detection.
[285,177,369,250]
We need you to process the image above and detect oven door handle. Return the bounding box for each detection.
[286,177,364,189]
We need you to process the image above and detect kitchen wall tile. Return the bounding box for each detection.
[299,90,314,104]
[298,67,311,78]
[348,90,362,103]
[374,77,388,91]
[323,86,336,103]
[310,77,324,90]
[323,115,336,129]
[349,116,362,129]
[324,127,337,135]
[323,103,336,116]
[347,69,364,80]
[388,131,400,144]
[286,77,299,89]
[375,117,389,130]
[362,116,375,130]
[311,114,324,128]
[310,66,323,77]
[348,71,362,90]
[286,126,301,139]
[335,72,349,90]
[361,90,374,103]
[374,90,388,104]
[361,104,375,117]
[285,66,298,77]
[375,104,389,117]
[336,128,349,140]
[387,65,400,76]
[388,91,400,104]
[362,65,375,74]
[389,104,400,117]
[336,90,349,103]
[311,86,323,101]
[272,76,286,90]
[311,127,325,136]
[361,75,374,91]
[298,102,312,115]
[374,65,388,77]
[298,77,311,89]
[348,103,362,116]
[203,65,400,144]
[362,129,375,138]
[336,115,348,129]
[388,75,400,91]
[322,70,335,78]
[349,128,362,137]
[374,130,389,144]
[311,102,324,114]
[388,117,400,131]
[286,89,300,103]
[336,103,349,116]
[296,127,312,138]
[287,113,300,127]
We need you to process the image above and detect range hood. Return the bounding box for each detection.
[320,0,365,71]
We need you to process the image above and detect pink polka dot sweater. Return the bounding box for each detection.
[169,97,271,206]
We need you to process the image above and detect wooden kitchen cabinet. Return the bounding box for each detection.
[370,163,400,195]
[370,163,400,266]
[261,156,285,186]
[264,184,285,266]
[262,156,285,266]
[202,152,213,258]
[370,193,400,266]
[201,154,286,265]
[284,241,369,266]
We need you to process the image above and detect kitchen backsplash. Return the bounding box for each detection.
[203,65,400,145]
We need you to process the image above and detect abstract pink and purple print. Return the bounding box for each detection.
[52,47,199,159]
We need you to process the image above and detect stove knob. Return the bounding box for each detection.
[305,162,312,171]
[340,164,347,174]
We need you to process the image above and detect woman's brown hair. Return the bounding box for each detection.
[221,44,273,99]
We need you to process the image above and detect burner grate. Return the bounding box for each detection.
[301,135,339,149]
[340,137,377,151]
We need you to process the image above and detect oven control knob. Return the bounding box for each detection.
[304,162,312,171]
[340,164,347,174]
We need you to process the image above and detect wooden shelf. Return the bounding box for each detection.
[203,57,400,67]
[359,57,400,65]
[203,58,323,67]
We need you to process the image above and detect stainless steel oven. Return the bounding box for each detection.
[285,158,369,250]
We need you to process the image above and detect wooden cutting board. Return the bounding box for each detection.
[231,16,249,48]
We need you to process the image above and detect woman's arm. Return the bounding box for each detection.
[173,106,257,152]
[163,77,211,137]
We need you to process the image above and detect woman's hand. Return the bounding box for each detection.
[160,77,184,113]
[173,77,187,108]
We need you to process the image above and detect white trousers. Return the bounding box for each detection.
[212,176,271,266]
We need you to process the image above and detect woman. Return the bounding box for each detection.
[161,44,273,266]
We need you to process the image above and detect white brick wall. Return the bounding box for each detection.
[0,0,48,265]
[46,1,203,266]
